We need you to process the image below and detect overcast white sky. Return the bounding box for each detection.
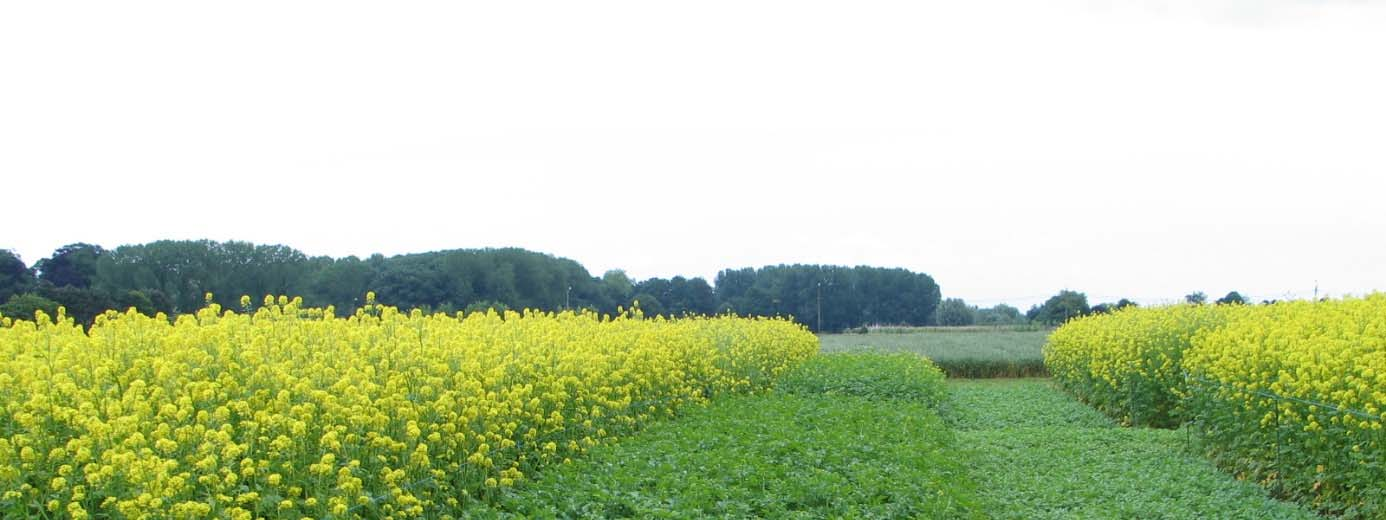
[3,0,1384,309]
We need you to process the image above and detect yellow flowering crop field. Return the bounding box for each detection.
[0,294,817,519]
[1045,296,1386,517]
[1044,304,1227,427]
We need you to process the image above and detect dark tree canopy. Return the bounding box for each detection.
[0,293,59,321]
[714,264,940,332]
[935,298,976,326]
[630,276,717,317]
[1216,291,1247,305]
[1090,298,1138,315]
[6,240,945,332]
[975,303,1025,325]
[1027,290,1091,325]
[35,243,105,289]
[0,249,36,303]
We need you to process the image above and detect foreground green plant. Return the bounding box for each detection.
[945,380,1319,520]
[475,393,981,519]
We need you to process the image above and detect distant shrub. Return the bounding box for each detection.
[0,293,60,322]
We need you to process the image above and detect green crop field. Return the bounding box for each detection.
[819,327,1051,377]
[945,379,1318,519]
[473,354,1317,519]
[475,353,980,518]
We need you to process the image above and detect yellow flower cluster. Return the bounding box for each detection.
[0,295,817,519]
[1185,295,1384,516]
[1044,296,1384,515]
[1043,304,1228,426]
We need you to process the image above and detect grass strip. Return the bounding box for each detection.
[473,393,982,519]
[946,379,1320,519]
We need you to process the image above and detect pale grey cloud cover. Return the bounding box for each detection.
[2,0,1383,309]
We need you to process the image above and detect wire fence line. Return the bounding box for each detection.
[1179,372,1383,500]
[1184,374,1381,422]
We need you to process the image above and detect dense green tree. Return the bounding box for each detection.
[713,264,939,332]
[306,256,375,313]
[21,239,946,333]
[35,243,105,288]
[975,303,1024,325]
[631,276,717,317]
[1090,298,1138,315]
[630,293,666,317]
[0,249,36,303]
[935,298,976,326]
[114,290,160,316]
[34,285,118,325]
[1219,293,1252,305]
[0,293,59,321]
[1026,290,1090,325]
[1216,291,1247,305]
[96,240,215,313]
[601,270,634,310]
[372,257,451,311]
[1184,291,1207,305]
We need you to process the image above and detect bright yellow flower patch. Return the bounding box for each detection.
[0,298,817,518]
[1044,304,1228,426]
[1186,295,1385,515]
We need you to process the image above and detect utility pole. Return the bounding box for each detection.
[816,281,823,332]
[565,285,572,310]
[816,280,832,332]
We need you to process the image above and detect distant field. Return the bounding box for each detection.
[818,327,1051,378]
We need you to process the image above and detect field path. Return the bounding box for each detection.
[943,379,1319,519]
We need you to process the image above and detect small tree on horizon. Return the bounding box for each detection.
[1216,291,1247,305]
[1027,290,1090,325]
[935,298,976,326]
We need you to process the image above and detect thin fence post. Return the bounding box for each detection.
[1129,377,1139,427]
[1274,395,1283,496]
[1183,372,1192,451]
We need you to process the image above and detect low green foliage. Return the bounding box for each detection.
[943,379,1114,430]
[944,380,1319,520]
[775,352,947,405]
[475,394,981,519]
[819,328,1049,378]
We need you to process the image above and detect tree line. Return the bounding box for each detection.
[933,289,1254,327]
[0,241,942,332]
[1,241,1260,331]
